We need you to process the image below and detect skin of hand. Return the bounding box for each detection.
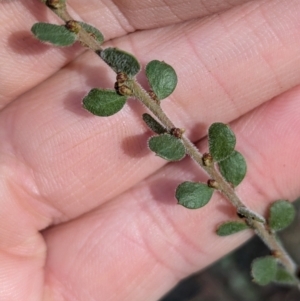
[1,0,300,300]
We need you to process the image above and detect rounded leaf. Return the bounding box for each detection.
[148,134,185,161]
[268,200,296,231]
[176,181,214,209]
[145,60,177,100]
[142,113,166,134]
[216,220,249,236]
[31,23,77,46]
[218,151,247,186]
[79,22,104,44]
[82,89,127,116]
[100,48,140,77]
[251,256,277,285]
[208,122,236,162]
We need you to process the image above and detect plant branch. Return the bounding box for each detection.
[129,81,262,218]
[41,0,300,286]
[129,80,298,276]
[43,0,103,51]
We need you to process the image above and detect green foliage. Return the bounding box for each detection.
[79,22,104,44]
[31,22,77,46]
[142,114,166,134]
[274,267,297,285]
[208,122,236,162]
[216,220,249,236]
[268,200,296,231]
[145,60,177,100]
[176,181,214,209]
[251,256,277,285]
[218,150,247,186]
[100,48,140,77]
[82,89,127,116]
[148,134,186,161]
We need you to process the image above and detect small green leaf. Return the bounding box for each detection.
[142,113,166,134]
[148,134,185,161]
[31,23,77,46]
[274,267,297,285]
[79,22,104,44]
[100,48,140,77]
[208,123,236,162]
[268,200,296,231]
[216,220,249,236]
[176,181,214,209]
[82,89,127,116]
[251,256,277,285]
[145,60,178,100]
[218,151,247,186]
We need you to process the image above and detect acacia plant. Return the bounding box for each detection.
[32,0,300,289]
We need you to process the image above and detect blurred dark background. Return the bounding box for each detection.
[160,199,300,301]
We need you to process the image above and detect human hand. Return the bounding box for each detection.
[1,0,300,300]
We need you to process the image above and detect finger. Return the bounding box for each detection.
[0,1,298,299]
[0,0,252,107]
[0,166,46,301]
[2,0,300,223]
[69,0,254,30]
[42,85,300,301]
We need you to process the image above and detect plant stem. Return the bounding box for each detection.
[42,0,300,285]
[130,80,262,217]
[43,1,103,52]
[125,80,299,281]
